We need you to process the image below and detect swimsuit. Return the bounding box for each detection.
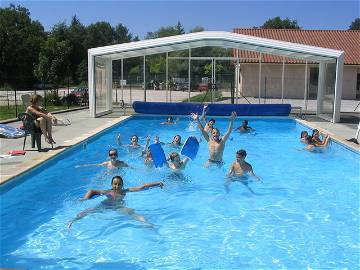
[208,159,224,166]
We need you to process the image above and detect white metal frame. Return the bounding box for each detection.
[88,31,344,122]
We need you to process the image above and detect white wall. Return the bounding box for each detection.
[240,63,359,100]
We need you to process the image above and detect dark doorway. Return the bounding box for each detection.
[309,67,319,99]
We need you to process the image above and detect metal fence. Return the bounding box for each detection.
[0,88,88,120]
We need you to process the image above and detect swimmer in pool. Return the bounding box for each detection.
[303,135,330,151]
[192,111,236,166]
[167,152,189,171]
[68,176,164,228]
[161,116,179,125]
[129,134,141,148]
[311,129,330,146]
[199,105,216,133]
[225,150,260,194]
[169,135,182,147]
[237,120,253,133]
[227,149,260,181]
[300,131,308,143]
[76,149,129,169]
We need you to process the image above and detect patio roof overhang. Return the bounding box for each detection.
[88,31,343,62]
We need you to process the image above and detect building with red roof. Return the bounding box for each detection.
[233,29,360,100]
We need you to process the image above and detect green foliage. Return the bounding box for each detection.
[0,4,46,89]
[349,18,360,30]
[189,26,205,33]
[34,37,71,88]
[145,21,185,39]
[129,65,140,75]
[45,90,62,105]
[203,63,224,76]
[149,55,166,74]
[258,16,301,29]
[183,91,222,102]
[76,59,88,85]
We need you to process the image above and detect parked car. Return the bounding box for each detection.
[197,83,210,92]
[197,83,217,92]
[72,87,88,105]
[73,87,88,97]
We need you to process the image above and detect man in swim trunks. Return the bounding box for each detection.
[191,111,236,166]
[227,149,260,181]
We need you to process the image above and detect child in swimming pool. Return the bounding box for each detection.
[68,176,164,228]
[76,149,129,169]
[167,152,189,170]
[82,175,163,200]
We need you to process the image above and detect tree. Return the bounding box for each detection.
[0,4,46,89]
[349,18,360,30]
[114,23,133,44]
[68,16,87,84]
[34,37,71,90]
[85,22,116,49]
[145,21,185,39]
[258,16,301,29]
[189,26,205,33]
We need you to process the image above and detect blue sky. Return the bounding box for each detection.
[3,1,359,38]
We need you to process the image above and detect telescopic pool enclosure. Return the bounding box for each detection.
[88,31,344,122]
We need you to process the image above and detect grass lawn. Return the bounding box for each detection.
[182,91,222,102]
[0,104,82,121]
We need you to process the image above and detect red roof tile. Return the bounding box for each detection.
[233,29,360,65]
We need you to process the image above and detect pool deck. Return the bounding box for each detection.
[0,108,359,186]
[0,109,131,185]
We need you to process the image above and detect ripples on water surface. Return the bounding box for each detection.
[1,115,359,269]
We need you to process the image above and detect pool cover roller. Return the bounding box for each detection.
[133,102,291,116]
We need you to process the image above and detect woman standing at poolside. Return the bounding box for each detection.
[26,94,57,144]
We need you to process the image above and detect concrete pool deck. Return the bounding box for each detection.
[0,108,359,186]
[0,109,131,185]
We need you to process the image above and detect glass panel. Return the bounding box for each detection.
[95,56,107,115]
[321,63,336,117]
[309,66,319,99]
[215,60,234,104]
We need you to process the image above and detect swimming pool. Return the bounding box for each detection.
[1,115,359,269]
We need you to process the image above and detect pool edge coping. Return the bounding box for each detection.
[295,118,360,153]
[0,115,132,186]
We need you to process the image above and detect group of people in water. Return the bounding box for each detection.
[300,128,331,150]
[69,107,268,227]
[25,98,325,227]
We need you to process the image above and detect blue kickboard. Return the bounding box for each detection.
[180,136,199,160]
[149,143,167,168]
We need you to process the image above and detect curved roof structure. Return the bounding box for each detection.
[88,31,344,123]
[88,31,343,62]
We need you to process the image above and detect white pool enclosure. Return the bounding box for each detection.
[88,31,344,122]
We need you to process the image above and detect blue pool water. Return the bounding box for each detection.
[1,115,359,269]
